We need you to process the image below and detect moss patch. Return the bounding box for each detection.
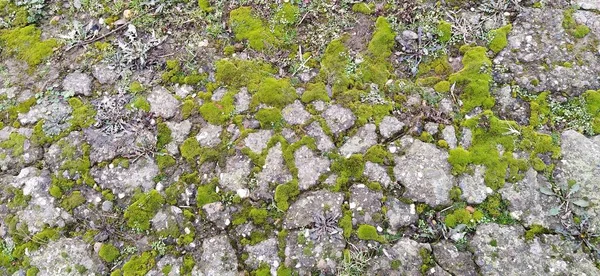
[123,190,165,231]
[488,24,512,54]
[448,46,495,112]
[0,25,58,68]
[98,243,120,263]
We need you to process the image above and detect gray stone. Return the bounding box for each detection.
[323,105,356,135]
[282,100,311,125]
[0,127,43,174]
[460,128,472,149]
[235,87,251,113]
[363,161,392,188]
[194,235,238,276]
[218,153,252,192]
[255,143,292,199]
[441,125,457,149]
[62,72,92,96]
[203,202,233,229]
[394,140,455,206]
[211,87,227,101]
[458,165,491,204]
[367,238,447,275]
[432,241,477,276]
[379,116,404,139]
[148,86,179,119]
[92,158,159,196]
[244,130,272,154]
[577,0,600,10]
[196,124,222,147]
[101,201,113,212]
[165,120,192,155]
[147,255,182,276]
[83,128,155,164]
[295,146,330,190]
[493,85,529,125]
[284,230,345,274]
[339,123,377,157]
[284,190,344,229]
[349,184,383,226]
[555,130,600,231]
[470,223,598,275]
[306,121,334,152]
[385,198,417,231]
[424,122,439,135]
[30,238,105,275]
[44,131,85,173]
[245,238,280,271]
[500,169,561,228]
[174,84,193,98]
[92,64,118,85]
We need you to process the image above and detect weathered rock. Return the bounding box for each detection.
[367,238,447,275]
[244,130,272,154]
[92,158,158,197]
[244,238,280,271]
[394,140,455,206]
[470,223,598,275]
[350,184,383,226]
[194,235,238,276]
[235,87,251,113]
[577,0,600,11]
[92,64,118,85]
[30,238,105,275]
[203,202,233,229]
[147,255,182,276]
[282,100,311,125]
[295,146,330,190]
[493,85,529,125]
[284,190,344,229]
[151,206,183,236]
[148,86,179,119]
[196,124,222,148]
[306,121,334,152]
[83,128,156,164]
[339,123,377,157]
[379,116,404,139]
[62,72,92,96]
[432,241,477,276]
[44,131,85,174]
[0,127,43,174]
[458,165,491,204]
[165,120,192,155]
[363,161,392,188]
[255,143,292,199]
[284,230,345,274]
[441,125,457,149]
[322,105,356,135]
[218,153,252,192]
[385,198,417,231]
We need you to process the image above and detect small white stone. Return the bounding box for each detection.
[118,193,125,199]
[356,184,365,188]
[215,186,220,193]
[349,202,356,209]
[109,163,114,169]
[155,182,163,191]
[190,242,196,248]
[94,196,102,203]
[389,146,397,153]
[184,227,191,234]
[357,207,363,211]
[237,188,249,198]
[486,187,494,194]
[376,226,383,232]
[295,263,301,268]
[409,204,416,215]
[225,219,230,225]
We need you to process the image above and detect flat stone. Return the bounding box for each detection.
[255,143,293,200]
[323,105,355,135]
[63,72,92,96]
[244,130,272,154]
[306,122,334,152]
[458,165,491,204]
[432,241,477,276]
[385,198,417,231]
[363,161,392,188]
[339,123,377,157]
[284,190,344,229]
[349,184,383,226]
[218,153,252,192]
[165,120,192,155]
[92,64,118,85]
[148,86,179,119]
[282,100,311,125]
[196,124,222,148]
[194,235,238,276]
[295,146,330,190]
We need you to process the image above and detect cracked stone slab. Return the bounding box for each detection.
[458,165,492,204]
[349,184,383,226]
[91,158,159,197]
[62,71,92,96]
[244,130,272,154]
[282,100,311,125]
[244,238,280,271]
[255,143,292,200]
[306,121,334,152]
[148,86,179,119]
[367,238,448,275]
[284,230,345,274]
[92,64,119,85]
[379,116,404,139]
[339,123,377,157]
[165,120,192,155]
[363,161,392,188]
[284,190,344,229]
[295,145,330,190]
[30,238,105,276]
[196,124,222,148]
[385,198,417,231]
[432,241,477,276]
[218,153,252,192]
[193,235,238,276]
[323,105,356,135]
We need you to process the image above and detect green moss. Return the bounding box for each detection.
[229,7,278,51]
[7,187,30,208]
[61,191,86,211]
[181,99,196,119]
[0,25,58,68]
[364,145,394,164]
[433,81,451,93]
[419,248,436,274]
[390,259,401,270]
[252,77,297,108]
[131,96,150,112]
[49,184,63,198]
[301,82,330,103]
[530,92,550,128]
[196,182,219,207]
[449,186,462,201]
[26,267,39,276]
[525,224,549,241]
[99,243,120,263]
[124,190,165,230]
[255,108,283,129]
[214,59,275,90]
[448,46,494,112]
[352,3,374,14]
[338,209,353,239]
[574,25,590,38]
[252,263,271,276]
[156,154,176,171]
[198,0,213,12]
[156,122,172,150]
[583,90,600,134]
[356,224,385,243]
[249,208,268,225]
[274,180,299,211]
[444,208,480,228]
[180,137,202,163]
[438,21,452,43]
[122,252,155,276]
[563,8,590,39]
[68,98,96,129]
[488,24,512,54]
[276,265,292,276]
[0,132,26,157]
[129,81,144,94]
[318,38,352,95]
[358,17,396,86]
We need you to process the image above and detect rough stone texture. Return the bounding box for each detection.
[284,190,344,229]
[460,128,473,149]
[306,121,334,152]
[83,128,156,164]
[494,8,600,96]
[147,255,182,276]
[218,153,252,192]
[255,143,292,199]
[92,158,158,197]
[493,85,529,125]
[385,198,417,231]
[91,64,118,84]
[458,165,491,204]
[284,230,345,274]
[379,116,404,138]
[470,224,599,275]
[148,86,179,119]
[282,100,311,125]
[18,99,71,130]
[0,127,43,174]
[244,238,280,271]
[350,184,383,226]
[196,124,222,147]
[339,123,377,157]
[499,169,561,228]
[432,241,477,276]
[235,87,251,113]
[165,120,192,155]
[62,72,92,96]
[363,161,392,188]
[441,125,457,149]
[322,105,356,135]
[394,140,454,206]
[202,202,233,229]
[44,131,85,173]
[295,145,330,190]
[30,238,105,276]
[151,206,183,235]
[555,130,600,231]
[244,130,272,154]
[194,235,238,276]
[367,238,447,275]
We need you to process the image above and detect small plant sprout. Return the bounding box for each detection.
[540,180,590,217]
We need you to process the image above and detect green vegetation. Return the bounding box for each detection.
[274,180,299,211]
[448,46,494,112]
[196,182,220,207]
[122,252,155,276]
[0,132,26,157]
[98,243,120,263]
[68,98,96,129]
[123,190,165,231]
[60,191,86,211]
[488,24,512,54]
[229,4,298,51]
[255,108,283,129]
[438,21,452,43]
[252,77,297,108]
[444,208,483,228]
[0,25,58,68]
[352,3,374,14]
[563,8,590,38]
[525,224,550,241]
[301,82,330,103]
[131,96,150,112]
[356,224,385,243]
[156,122,172,149]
